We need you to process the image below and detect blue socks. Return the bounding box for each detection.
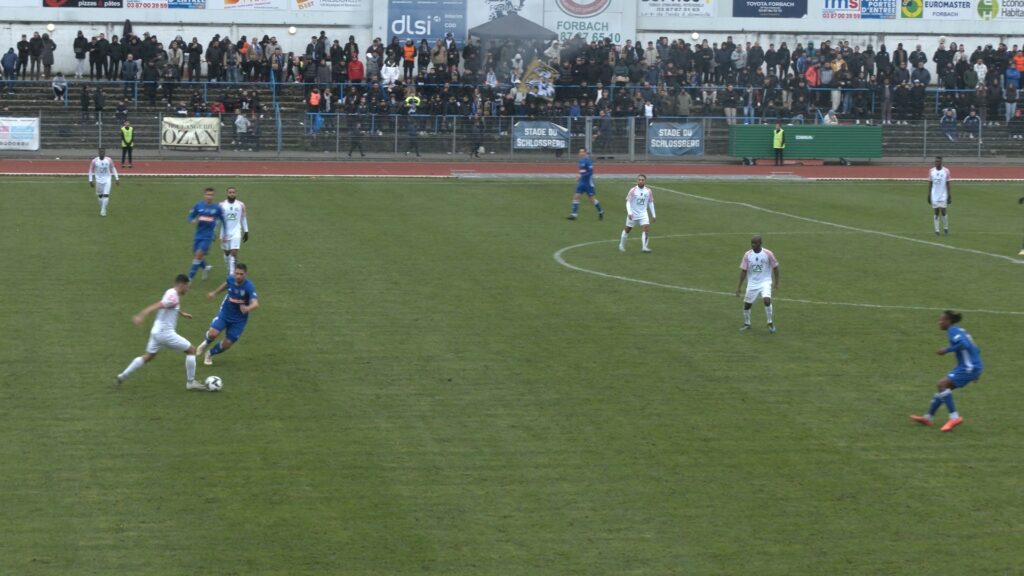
[188,259,201,279]
[210,342,224,356]
[594,201,603,214]
[571,200,580,215]
[928,389,957,416]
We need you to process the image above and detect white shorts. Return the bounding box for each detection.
[146,330,192,354]
[221,236,241,251]
[744,282,773,304]
[626,215,650,228]
[931,201,947,209]
[95,181,112,196]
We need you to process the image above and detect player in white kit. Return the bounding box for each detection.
[87,148,119,217]
[736,235,780,334]
[218,186,249,275]
[619,174,656,253]
[928,156,951,236]
[115,274,207,391]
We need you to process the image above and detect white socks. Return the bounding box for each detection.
[743,309,752,325]
[766,304,774,324]
[642,232,649,250]
[934,215,940,233]
[226,254,235,275]
[185,354,196,382]
[619,230,628,250]
[119,356,145,380]
[942,214,949,232]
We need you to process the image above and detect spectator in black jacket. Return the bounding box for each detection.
[73,31,88,78]
[16,34,29,79]
[108,35,123,80]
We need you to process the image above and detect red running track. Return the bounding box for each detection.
[3,159,1024,180]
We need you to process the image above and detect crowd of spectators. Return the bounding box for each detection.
[9,22,1024,138]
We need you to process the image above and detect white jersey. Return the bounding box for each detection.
[740,248,778,286]
[151,288,181,334]
[929,166,950,204]
[626,185,656,220]
[219,199,249,239]
[88,157,118,184]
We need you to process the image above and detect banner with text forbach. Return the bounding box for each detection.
[732,0,807,17]
[161,117,220,149]
[899,0,975,18]
[545,0,637,44]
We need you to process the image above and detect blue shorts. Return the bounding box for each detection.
[947,367,982,388]
[576,183,595,197]
[192,236,213,255]
[211,315,248,343]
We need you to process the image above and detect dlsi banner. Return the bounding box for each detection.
[161,117,220,149]
[647,121,704,156]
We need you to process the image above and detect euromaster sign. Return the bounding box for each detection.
[545,0,637,44]
[900,0,975,18]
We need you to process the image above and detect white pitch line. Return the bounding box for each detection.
[652,184,1024,265]
[553,234,1024,316]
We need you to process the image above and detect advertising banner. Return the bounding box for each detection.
[127,0,204,8]
[899,0,973,18]
[545,0,636,44]
[997,0,1024,17]
[639,0,714,19]
[161,117,220,149]
[296,0,362,9]
[513,120,569,149]
[647,121,703,156]
[388,0,467,42]
[0,117,40,151]
[221,0,285,8]
[821,0,897,18]
[732,0,807,17]
[43,0,122,7]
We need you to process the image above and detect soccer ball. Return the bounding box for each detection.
[204,375,223,392]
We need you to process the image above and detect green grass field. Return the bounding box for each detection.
[1,175,1023,575]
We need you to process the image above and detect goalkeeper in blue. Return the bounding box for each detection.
[911,310,983,432]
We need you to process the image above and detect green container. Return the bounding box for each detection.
[728,124,883,160]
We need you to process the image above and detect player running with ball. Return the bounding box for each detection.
[196,263,259,366]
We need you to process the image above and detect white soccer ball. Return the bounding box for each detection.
[691,32,700,41]
[204,375,223,392]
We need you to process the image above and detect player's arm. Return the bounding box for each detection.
[132,300,164,326]
[187,205,198,224]
[735,269,747,297]
[206,281,228,301]
[946,179,951,204]
[177,309,193,320]
[772,263,780,289]
[241,203,249,242]
[648,192,656,222]
[938,333,965,355]
[88,159,95,185]
[112,162,119,185]
[240,297,259,315]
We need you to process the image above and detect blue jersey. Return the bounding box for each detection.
[218,277,258,323]
[188,201,226,240]
[945,326,982,372]
[578,156,594,188]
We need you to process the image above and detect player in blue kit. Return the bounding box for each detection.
[911,310,983,432]
[187,187,226,281]
[567,148,604,221]
[196,263,259,365]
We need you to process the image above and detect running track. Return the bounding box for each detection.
[3,159,1024,179]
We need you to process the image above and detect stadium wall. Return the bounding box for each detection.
[0,0,1018,74]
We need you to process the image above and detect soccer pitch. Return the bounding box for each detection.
[1,175,1022,575]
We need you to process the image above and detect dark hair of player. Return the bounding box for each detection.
[235,263,247,272]
[943,310,962,324]
[175,274,190,284]
[204,187,215,193]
